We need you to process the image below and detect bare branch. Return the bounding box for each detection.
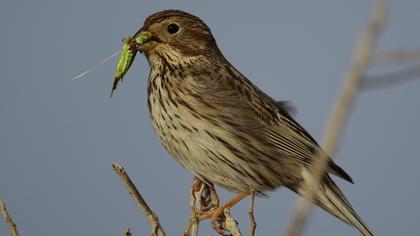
[0,200,20,236]
[284,1,388,235]
[248,190,256,236]
[224,208,242,236]
[112,162,166,236]
[184,216,199,236]
[184,178,204,236]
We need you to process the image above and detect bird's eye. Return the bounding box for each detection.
[167,23,180,34]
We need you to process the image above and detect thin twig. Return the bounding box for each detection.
[189,181,202,236]
[0,200,20,236]
[112,162,166,236]
[284,1,388,236]
[224,208,242,236]
[372,49,420,66]
[362,63,420,90]
[188,216,199,236]
[248,190,256,236]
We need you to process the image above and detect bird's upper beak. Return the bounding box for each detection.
[133,30,159,52]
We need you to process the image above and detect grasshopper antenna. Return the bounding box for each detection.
[72,50,120,80]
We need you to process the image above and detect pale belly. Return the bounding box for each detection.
[148,85,271,192]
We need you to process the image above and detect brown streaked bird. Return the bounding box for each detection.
[129,9,373,236]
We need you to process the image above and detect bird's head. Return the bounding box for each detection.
[133,10,220,59]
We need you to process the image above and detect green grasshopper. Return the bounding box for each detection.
[111,32,152,97]
[111,36,136,97]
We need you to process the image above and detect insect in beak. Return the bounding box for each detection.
[111,31,155,97]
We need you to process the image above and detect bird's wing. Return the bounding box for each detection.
[265,111,353,183]
[193,65,352,183]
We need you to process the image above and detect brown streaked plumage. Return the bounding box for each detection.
[130,9,373,236]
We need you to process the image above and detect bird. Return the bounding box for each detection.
[127,9,373,236]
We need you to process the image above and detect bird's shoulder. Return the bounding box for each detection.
[189,62,284,124]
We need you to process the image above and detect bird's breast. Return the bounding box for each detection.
[146,72,251,189]
[147,72,203,166]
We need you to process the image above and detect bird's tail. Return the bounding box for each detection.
[295,170,373,236]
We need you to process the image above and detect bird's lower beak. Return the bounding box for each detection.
[133,31,158,52]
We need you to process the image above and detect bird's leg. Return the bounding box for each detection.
[184,178,221,236]
[201,184,226,234]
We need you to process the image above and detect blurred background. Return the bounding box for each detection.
[1,0,419,235]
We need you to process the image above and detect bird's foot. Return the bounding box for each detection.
[191,178,220,211]
[198,192,248,220]
[197,191,248,235]
[185,179,248,235]
[184,178,221,235]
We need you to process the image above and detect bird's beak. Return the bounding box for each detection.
[133,31,158,52]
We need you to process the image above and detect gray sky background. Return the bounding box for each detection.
[1,1,420,235]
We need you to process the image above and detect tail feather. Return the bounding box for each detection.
[295,169,373,236]
[317,176,373,236]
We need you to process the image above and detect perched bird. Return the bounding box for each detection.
[130,9,373,236]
